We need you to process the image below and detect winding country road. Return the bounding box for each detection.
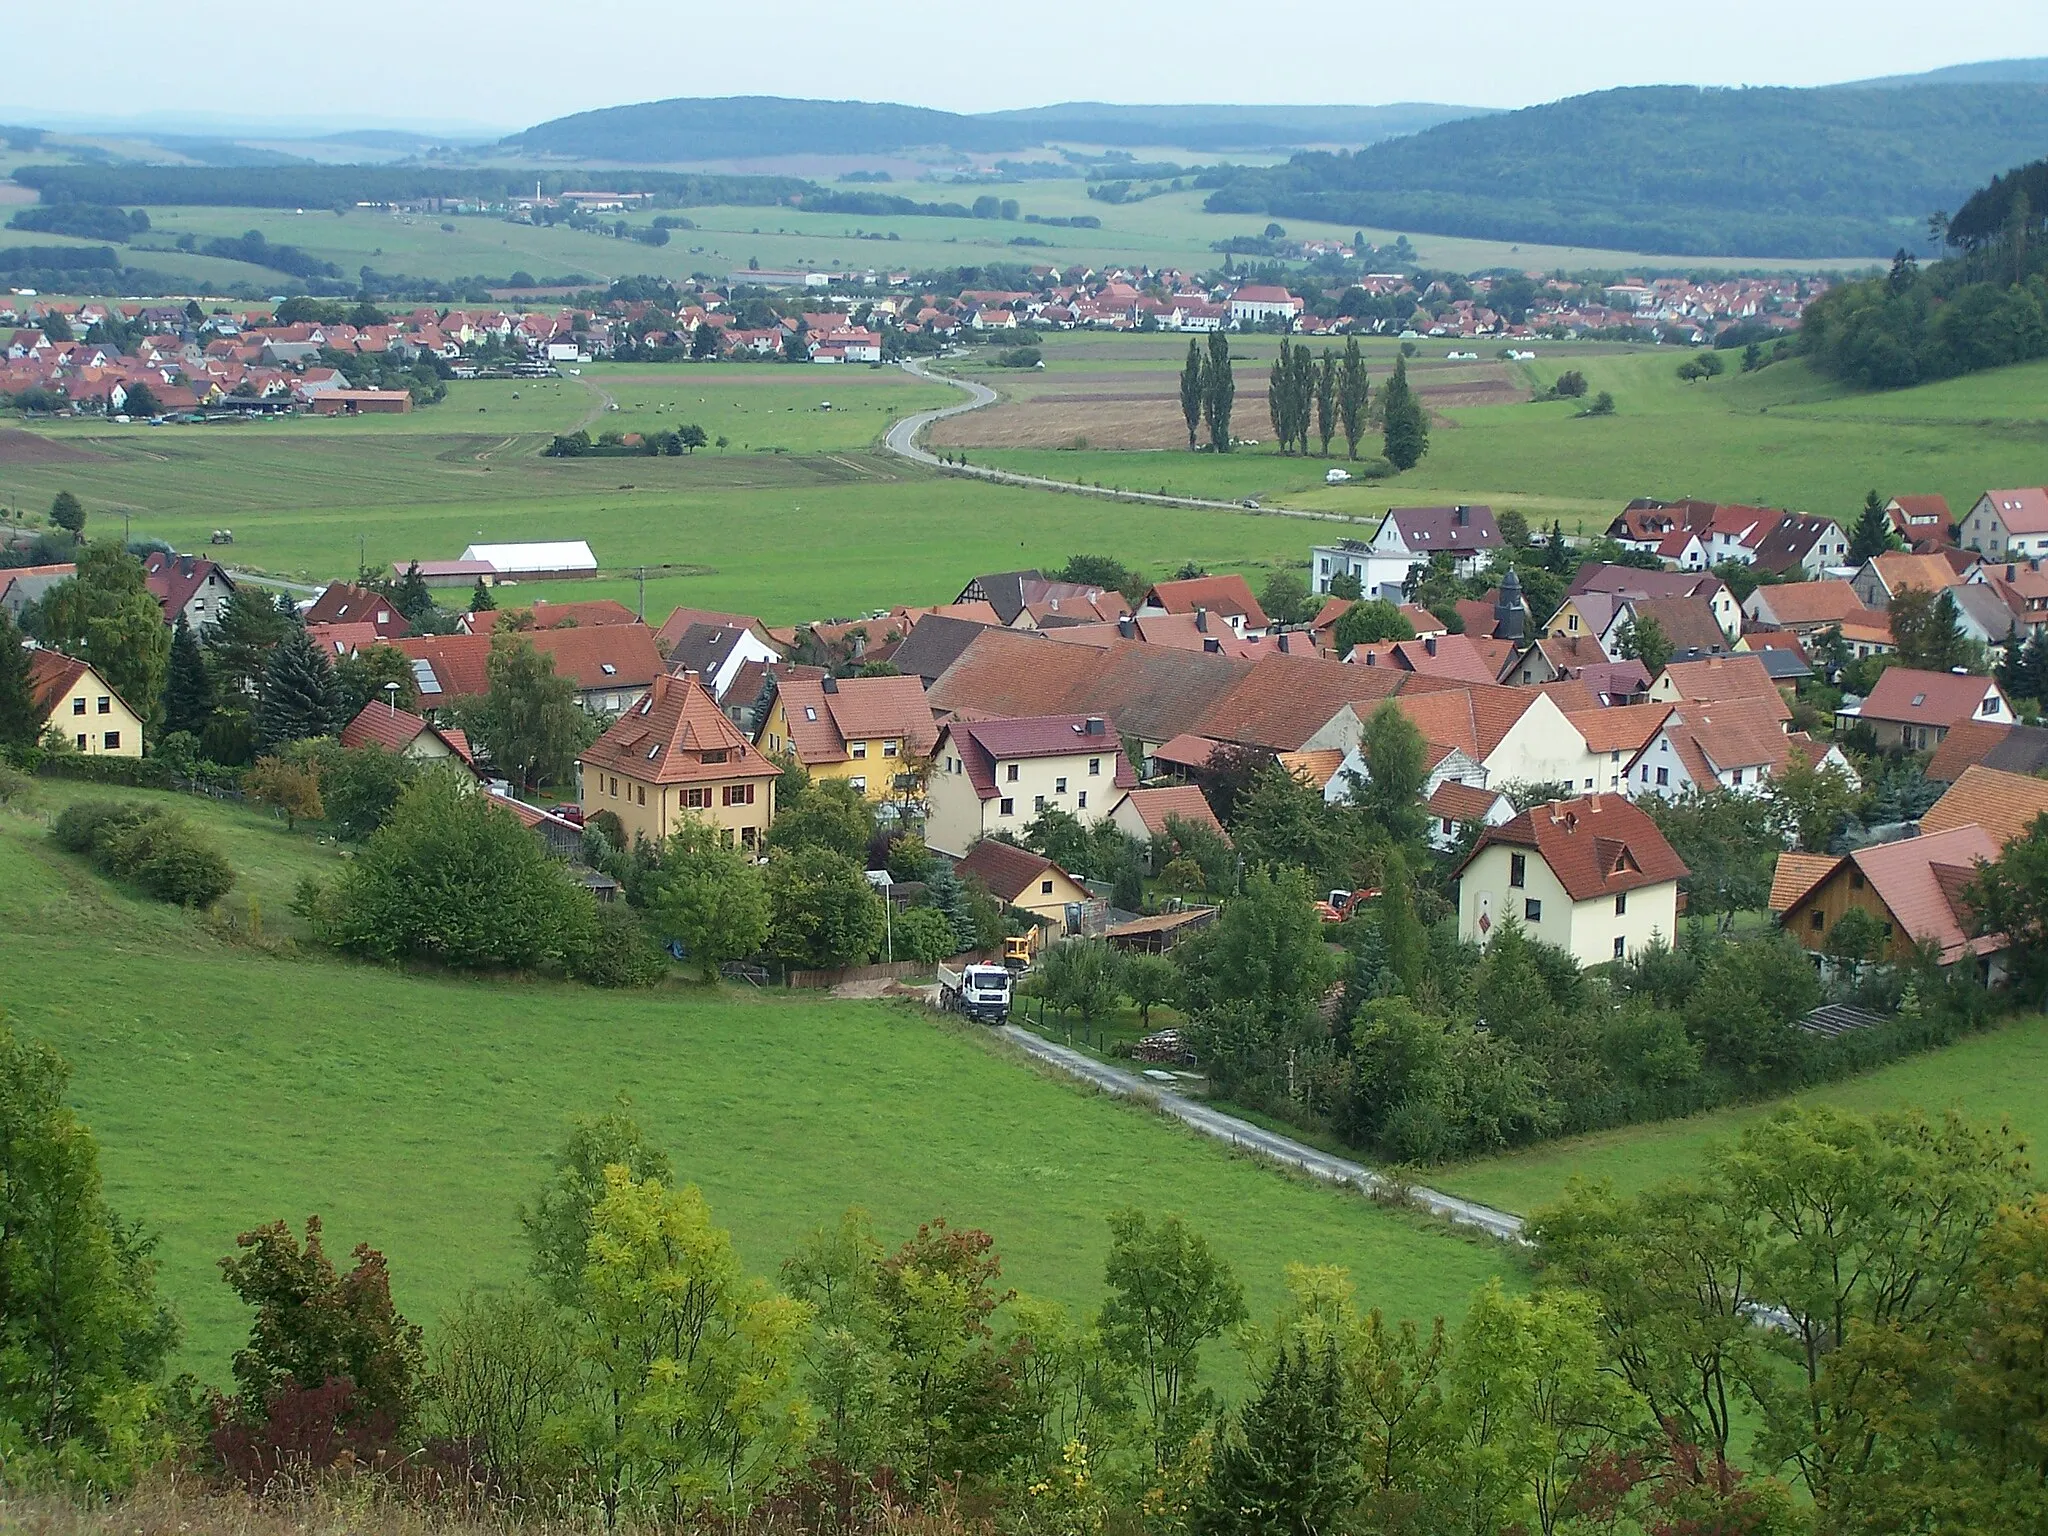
[996,1024,1525,1243]
[885,360,1370,527]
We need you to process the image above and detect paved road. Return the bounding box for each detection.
[884,360,1370,527]
[996,1024,1526,1243]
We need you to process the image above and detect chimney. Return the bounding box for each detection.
[1425,635,1438,656]
[1204,636,1222,652]
[1117,615,1134,639]
[1588,792,1603,812]
[1195,608,1208,633]
[1364,650,1377,666]
[821,674,839,693]
[1276,632,1290,653]
[1454,505,1469,526]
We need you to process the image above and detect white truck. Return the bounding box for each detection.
[937,962,1013,1024]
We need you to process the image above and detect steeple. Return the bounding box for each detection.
[1494,567,1525,641]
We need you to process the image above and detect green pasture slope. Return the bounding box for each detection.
[958,336,2048,532]
[0,366,1322,623]
[1436,1012,2048,1218]
[0,782,1510,1380]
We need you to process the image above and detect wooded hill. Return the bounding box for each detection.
[501,94,1483,161]
[1204,83,2048,258]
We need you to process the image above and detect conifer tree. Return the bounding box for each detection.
[0,608,37,749]
[1180,337,1205,450]
[1193,1340,1358,1536]
[255,625,342,752]
[391,562,438,629]
[163,614,215,739]
[1381,353,1429,471]
[1336,335,1369,460]
[470,577,496,613]
[1849,489,1897,562]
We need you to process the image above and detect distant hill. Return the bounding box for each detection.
[1837,57,2048,88]
[502,94,1485,162]
[1204,83,2048,259]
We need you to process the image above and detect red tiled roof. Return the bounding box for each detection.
[1768,852,1840,913]
[939,714,1136,799]
[654,605,771,653]
[1115,784,1225,840]
[1566,702,1671,755]
[1919,764,2048,848]
[468,599,638,633]
[142,551,232,620]
[1457,793,1688,903]
[1427,780,1509,823]
[1655,654,1789,719]
[773,673,938,765]
[1845,824,2003,963]
[398,625,662,699]
[954,839,1080,904]
[1144,574,1270,629]
[339,701,474,763]
[579,672,779,786]
[1858,667,2008,729]
[1925,719,2013,783]
[1979,487,2048,535]
[25,649,103,717]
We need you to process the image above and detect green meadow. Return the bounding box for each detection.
[0,780,1512,1381]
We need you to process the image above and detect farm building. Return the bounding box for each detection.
[460,541,598,581]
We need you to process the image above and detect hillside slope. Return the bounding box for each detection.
[1206,83,2048,258]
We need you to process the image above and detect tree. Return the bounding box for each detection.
[1122,952,1178,1030]
[0,608,39,749]
[310,772,597,972]
[120,381,162,417]
[1644,790,1776,928]
[49,490,85,538]
[1032,939,1123,1034]
[255,626,342,752]
[1612,611,1671,676]
[465,634,594,792]
[782,325,809,363]
[565,1170,811,1523]
[1350,700,1431,850]
[1889,585,1971,671]
[1966,812,2048,1005]
[1848,489,1897,562]
[1380,353,1428,471]
[0,1020,178,1487]
[219,1216,426,1438]
[27,542,172,735]
[645,820,772,981]
[1327,571,1363,602]
[691,321,720,360]
[161,614,214,739]
[389,562,439,631]
[1099,1209,1247,1465]
[1766,752,1859,852]
[469,577,496,613]
[1313,348,1338,456]
[319,744,417,841]
[1194,1340,1357,1536]
[1179,337,1204,450]
[1336,335,1369,460]
[765,776,875,862]
[520,1108,672,1308]
[332,642,417,719]
[1332,598,1415,653]
[430,1286,575,1499]
[1995,627,2048,707]
[244,756,324,831]
[205,586,295,696]
[1203,330,1235,452]
[763,845,885,969]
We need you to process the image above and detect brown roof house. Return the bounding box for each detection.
[578,673,780,852]
[1841,667,2013,753]
[1139,574,1271,637]
[305,580,410,639]
[756,672,939,803]
[1919,764,2048,849]
[1106,784,1227,850]
[340,701,475,768]
[952,839,1093,928]
[1454,794,1688,967]
[926,714,1136,856]
[142,551,236,635]
[28,651,143,757]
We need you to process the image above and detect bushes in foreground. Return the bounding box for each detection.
[50,798,235,906]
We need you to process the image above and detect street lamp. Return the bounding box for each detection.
[382,680,401,718]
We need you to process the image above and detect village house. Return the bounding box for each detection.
[1770,825,2005,979]
[663,623,785,702]
[578,672,780,850]
[1455,794,1687,967]
[1226,285,1305,327]
[397,624,663,715]
[1742,580,1879,635]
[27,651,143,757]
[1887,495,1955,550]
[926,714,1136,856]
[1841,667,2013,752]
[1138,575,1270,637]
[1626,696,1850,800]
[339,701,475,768]
[1568,565,1740,641]
[141,551,236,634]
[1424,780,1515,851]
[1105,783,1228,854]
[755,672,939,802]
[952,839,1094,930]
[1962,488,2048,559]
[305,581,410,638]
[1319,506,1503,601]
[1850,551,1967,610]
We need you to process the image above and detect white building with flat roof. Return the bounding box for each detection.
[460,541,598,579]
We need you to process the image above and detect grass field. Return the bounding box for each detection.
[950,336,2048,532]
[0,781,1513,1381]
[1434,1013,2048,1217]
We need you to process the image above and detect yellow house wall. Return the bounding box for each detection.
[757,696,909,802]
[581,766,775,851]
[43,671,143,757]
[1010,867,1094,925]
[927,744,1118,855]
[1458,843,1678,967]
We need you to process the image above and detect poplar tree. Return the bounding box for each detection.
[1337,335,1369,460]
[1268,347,1289,451]
[1203,330,1235,452]
[1314,349,1338,456]
[1179,337,1204,450]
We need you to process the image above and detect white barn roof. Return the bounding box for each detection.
[460,541,597,574]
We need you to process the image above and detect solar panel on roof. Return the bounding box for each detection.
[410,658,441,695]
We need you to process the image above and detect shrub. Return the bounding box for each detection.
[892,904,957,964]
[0,762,32,804]
[569,901,667,988]
[51,798,150,853]
[50,798,235,906]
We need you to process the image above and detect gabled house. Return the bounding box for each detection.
[1424,780,1515,851]
[1647,654,1791,722]
[1106,783,1228,850]
[141,551,235,634]
[755,672,939,802]
[339,701,475,768]
[304,581,410,639]
[1139,575,1270,637]
[1851,552,1964,610]
[1626,696,1850,800]
[1748,512,1852,578]
[1742,580,1876,635]
[1962,488,2048,559]
[1454,794,1687,967]
[1345,506,1502,600]
[1771,824,2004,976]
[664,623,784,702]
[1601,595,1732,658]
[1843,667,2013,752]
[1919,764,2048,850]
[578,672,780,851]
[398,624,663,715]
[1886,495,1953,550]
[1569,565,1740,641]
[27,651,142,756]
[952,839,1093,928]
[926,714,1136,855]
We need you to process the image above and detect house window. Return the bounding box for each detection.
[1088,757,1101,776]
[851,742,867,759]
[1615,893,1627,915]
[74,734,87,750]
[1041,880,1054,895]
[1810,910,1824,931]
[71,697,85,715]
[685,787,709,808]
[999,797,1014,816]
[1851,871,1865,890]
[1614,936,1627,959]
[723,783,756,806]
[103,732,120,750]
[1524,898,1542,923]
[1055,777,1067,794]
[804,706,818,721]
[883,740,899,756]
[1584,778,1594,789]
[1656,767,1669,786]
[96,696,111,714]
[740,826,756,847]
[1731,769,1744,786]
[637,786,646,805]
[1033,795,1046,812]
[1006,763,1020,782]
[1077,792,1087,809]
[1509,853,1526,888]
[849,777,866,793]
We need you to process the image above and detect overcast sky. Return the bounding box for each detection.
[6,1,2047,133]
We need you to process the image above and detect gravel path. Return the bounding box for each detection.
[996,1024,1526,1243]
